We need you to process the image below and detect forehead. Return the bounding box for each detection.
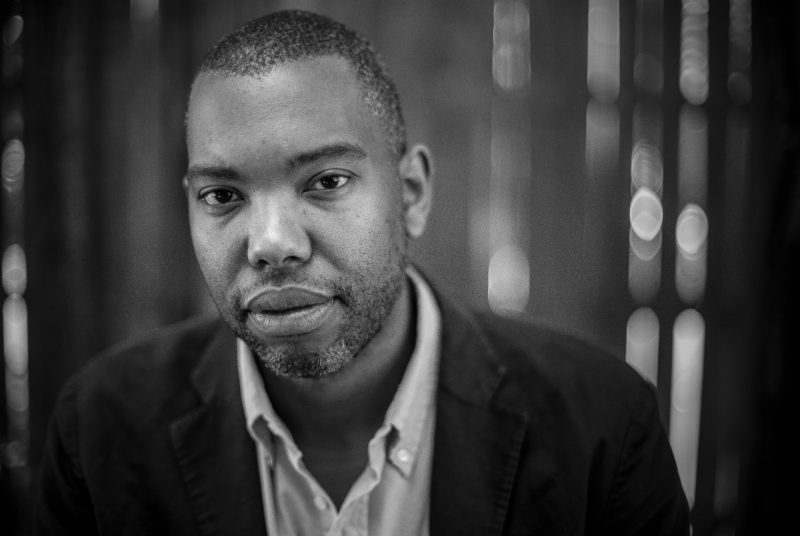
[187,56,385,165]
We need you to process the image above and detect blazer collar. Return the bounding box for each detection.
[430,296,530,536]
[169,320,267,536]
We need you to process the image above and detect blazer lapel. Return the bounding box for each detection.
[169,323,268,536]
[430,299,530,536]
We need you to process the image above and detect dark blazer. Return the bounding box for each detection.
[35,295,689,535]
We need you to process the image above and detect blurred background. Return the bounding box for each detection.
[1,0,797,534]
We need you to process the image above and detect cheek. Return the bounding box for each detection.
[190,222,236,292]
[342,204,405,263]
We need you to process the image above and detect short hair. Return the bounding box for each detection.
[194,10,407,161]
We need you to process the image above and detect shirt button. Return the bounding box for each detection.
[396,448,411,464]
[313,495,328,511]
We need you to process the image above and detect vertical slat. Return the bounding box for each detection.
[690,0,730,532]
[25,0,112,472]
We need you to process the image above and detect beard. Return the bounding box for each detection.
[216,253,407,379]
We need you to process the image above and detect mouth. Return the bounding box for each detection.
[244,287,337,338]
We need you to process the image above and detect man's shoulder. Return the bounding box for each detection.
[63,314,229,414]
[473,309,631,380]
[438,296,649,415]
[89,314,223,373]
[438,299,663,470]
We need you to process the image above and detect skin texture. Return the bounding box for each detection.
[185,55,432,383]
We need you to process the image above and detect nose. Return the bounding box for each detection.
[246,195,311,268]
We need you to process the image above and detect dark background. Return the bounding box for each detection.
[1,0,798,534]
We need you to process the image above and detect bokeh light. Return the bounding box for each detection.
[630,186,663,241]
[2,244,26,296]
[680,0,709,105]
[2,139,25,193]
[631,139,664,195]
[678,105,708,207]
[728,0,751,105]
[625,307,660,385]
[488,244,530,314]
[676,204,709,257]
[670,308,706,507]
[587,0,620,102]
[675,204,708,305]
[493,0,531,93]
[2,15,23,46]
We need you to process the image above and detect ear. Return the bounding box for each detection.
[398,144,434,239]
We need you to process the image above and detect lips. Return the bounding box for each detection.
[245,287,332,312]
[244,287,336,338]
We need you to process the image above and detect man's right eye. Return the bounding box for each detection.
[199,188,242,207]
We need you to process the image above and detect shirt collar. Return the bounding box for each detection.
[236,266,442,476]
[237,339,287,466]
[383,266,441,476]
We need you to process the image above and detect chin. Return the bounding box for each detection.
[251,337,354,379]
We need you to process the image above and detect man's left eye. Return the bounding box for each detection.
[307,173,351,191]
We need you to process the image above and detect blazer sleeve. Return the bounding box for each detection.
[33,378,99,535]
[599,380,691,536]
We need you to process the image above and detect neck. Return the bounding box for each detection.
[259,278,416,448]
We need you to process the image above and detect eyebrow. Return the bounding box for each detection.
[287,142,368,169]
[185,165,240,183]
[185,142,368,184]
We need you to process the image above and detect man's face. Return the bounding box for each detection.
[185,57,410,378]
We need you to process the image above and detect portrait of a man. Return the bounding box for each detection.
[31,10,689,535]
[0,2,796,535]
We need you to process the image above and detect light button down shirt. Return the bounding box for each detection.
[237,268,441,536]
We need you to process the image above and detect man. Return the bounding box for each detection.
[35,10,690,535]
